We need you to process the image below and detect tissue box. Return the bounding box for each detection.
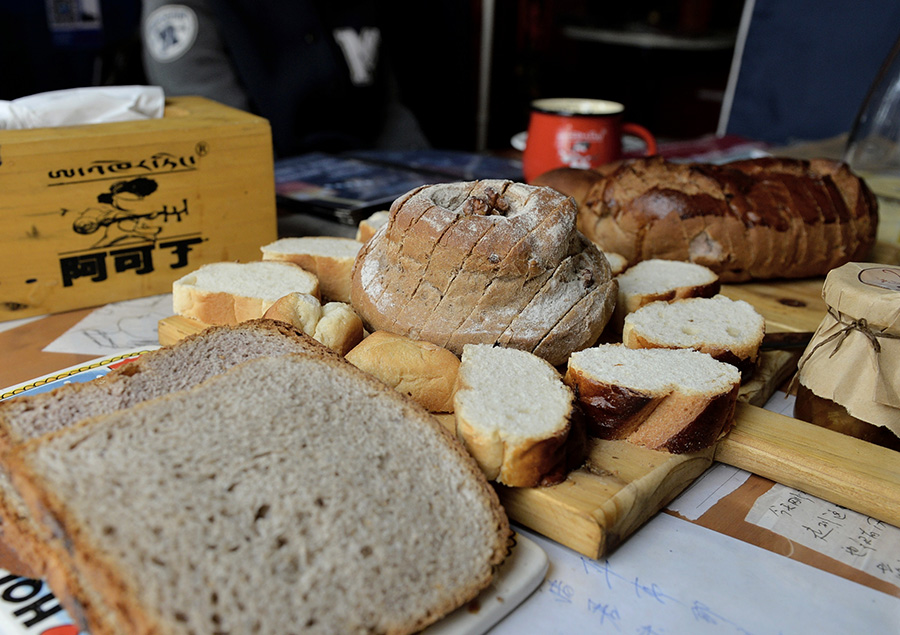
[0,96,276,321]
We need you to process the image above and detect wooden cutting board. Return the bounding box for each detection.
[156,276,900,559]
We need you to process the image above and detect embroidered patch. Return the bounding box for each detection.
[144,4,199,63]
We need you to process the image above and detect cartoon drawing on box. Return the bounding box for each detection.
[64,177,188,248]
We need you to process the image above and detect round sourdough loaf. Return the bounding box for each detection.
[350,180,617,366]
[534,156,878,282]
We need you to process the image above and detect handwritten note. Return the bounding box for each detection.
[493,515,900,634]
[746,483,900,588]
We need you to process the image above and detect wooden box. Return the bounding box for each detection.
[0,96,277,321]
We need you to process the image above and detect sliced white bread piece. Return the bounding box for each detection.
[345,330,460,413]
[622,294,765,379]
[7,353,510,635]
[565,344,740,453]
[356,210,390,243]
[261,236,362,302]
[612,258,720,329]
[454,343,582,487]
[263,292,364,355]
[173,260,320,325]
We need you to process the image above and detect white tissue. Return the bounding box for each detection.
[0,86,165,130]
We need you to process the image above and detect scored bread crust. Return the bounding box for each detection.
[351,180,617,366]
[533,156,878,282]
[7,353,511,635]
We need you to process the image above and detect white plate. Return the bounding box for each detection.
[424,533,548,635]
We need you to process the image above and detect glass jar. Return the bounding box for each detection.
[792,262,900,445]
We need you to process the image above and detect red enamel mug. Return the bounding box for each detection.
[522,98,657,183]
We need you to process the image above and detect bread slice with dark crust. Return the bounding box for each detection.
[8,353,510,635]
[565,344,740,453]
[621,295,766,380]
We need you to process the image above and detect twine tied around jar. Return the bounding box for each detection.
[790,306,900,393]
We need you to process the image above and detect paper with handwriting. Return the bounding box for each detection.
[746,484,900,588]
[494,515,899,634]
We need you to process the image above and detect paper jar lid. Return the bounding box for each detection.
[823,262,900,333]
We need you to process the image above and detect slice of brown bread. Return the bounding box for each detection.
[565,344,740,453]
[8,353,510,635]
[0,319,331,576]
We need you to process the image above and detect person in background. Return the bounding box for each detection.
[141,0,430,157]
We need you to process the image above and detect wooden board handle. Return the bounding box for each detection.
[717,403,900,527]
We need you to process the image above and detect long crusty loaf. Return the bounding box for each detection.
[0,320,331,577]
[350,180,617,366]
[534,156,878,281]
[7,353,510,635]
[565,344,740,453]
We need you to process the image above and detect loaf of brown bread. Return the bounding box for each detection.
[533,156,878,282]
[350,180,617,366]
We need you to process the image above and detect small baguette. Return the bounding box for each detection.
[345,330,460,412]
[263,292,364,355]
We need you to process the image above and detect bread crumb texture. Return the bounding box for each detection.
[456,344,571,441]
[624,295,764,349]
[18,354,508,635]
[174,261,318,301]
[569,345,740,397]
